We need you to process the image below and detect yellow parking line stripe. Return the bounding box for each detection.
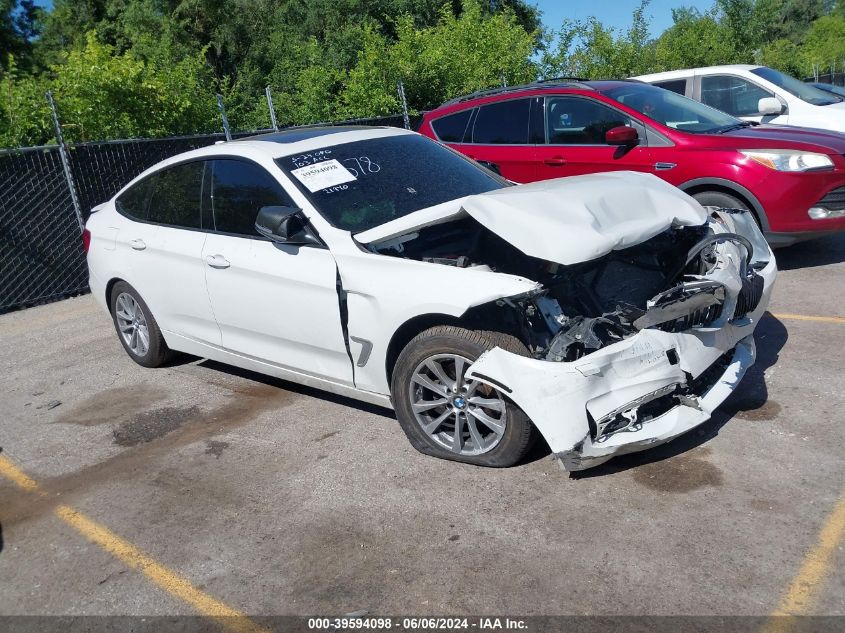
[0,455,267,633]
[0,455,43,494]
[761,493,845,633]
[55,506,267,633]
[771,313,845,325]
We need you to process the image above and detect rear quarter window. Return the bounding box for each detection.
[431,110,473,142]
[116,175,156,221]
[653,79,687,95]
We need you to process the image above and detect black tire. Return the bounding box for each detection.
[691,190,765,228]
[391,325,538,467]
[109,281,173,368]
[692,190,748,211]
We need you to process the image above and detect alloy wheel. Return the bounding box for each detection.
[408,353,507,455]
[115,292,150,357]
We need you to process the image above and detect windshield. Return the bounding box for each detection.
[276,134,507,232]
[602,82,741,133]
[751,67,841,105]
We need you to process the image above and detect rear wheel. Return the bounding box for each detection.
[109,281,173,368]
[391,326,537,467]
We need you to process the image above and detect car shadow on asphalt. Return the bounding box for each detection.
[162,315,789,474]
[559,313,789,478]
[192,359,397,419]
[774,232,845,271]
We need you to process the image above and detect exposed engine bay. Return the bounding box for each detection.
[370,210,768,364]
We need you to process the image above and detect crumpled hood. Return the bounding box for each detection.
[460,171,707,265]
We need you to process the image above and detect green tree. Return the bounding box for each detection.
[654,7,738,70]
[759,38,804,76]
[0,56,51,146]
[543,0,655,79]
[1,0,42,70]
[800,14,845,76]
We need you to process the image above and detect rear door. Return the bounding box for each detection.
[201,158,353,385]
[534,95,653,181]
[462,97,542,183]
[115,160,219,344]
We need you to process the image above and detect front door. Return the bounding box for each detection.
[697,74,783,124]
[201,158,353,385]
[534,96,654,181]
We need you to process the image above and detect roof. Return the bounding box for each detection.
[111,126,414,198]
[634,65,761,81]
[434,78,649,111]
[441,78,595,106]
[236,125,383,144]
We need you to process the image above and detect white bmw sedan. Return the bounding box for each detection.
[85,126,776,471]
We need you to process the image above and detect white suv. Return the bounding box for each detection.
[635,65,845,132]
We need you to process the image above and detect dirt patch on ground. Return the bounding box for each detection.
[732,399,782,421]
[113,406,200,446]
[55,385,169,426]
[204,440,230,458]
[1,382,297,529]
[631,447,723,493]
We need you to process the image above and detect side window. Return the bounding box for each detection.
[116,175,156,221]
[147,161,204,229]
[545,97,629,145]
[432,109,472,143]
[472,99,530,144]
[211,159,295,237]
[700,75,773,116]
[654,79,687,96]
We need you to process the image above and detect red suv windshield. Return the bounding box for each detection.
[602,83,741,134]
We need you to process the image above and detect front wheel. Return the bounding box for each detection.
[391,326,538,467]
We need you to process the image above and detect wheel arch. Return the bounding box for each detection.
[385,313,464,385]
[104,277,125,311]
[383,300,528,384]
[679,177,771,231]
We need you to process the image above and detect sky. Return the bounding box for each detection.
[30,0,716,36]
[533,0,715,37]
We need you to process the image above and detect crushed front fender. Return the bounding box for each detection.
[465,256,776,472]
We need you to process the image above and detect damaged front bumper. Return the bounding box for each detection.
[466,237,777,472]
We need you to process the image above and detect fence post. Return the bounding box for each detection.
[396,80,410,130]
[265,86,279,131]
[46,90,85,233]
[216,94,232,141]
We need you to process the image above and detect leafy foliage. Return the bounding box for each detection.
[3,0,845,148]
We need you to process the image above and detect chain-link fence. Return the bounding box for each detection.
[0,145,90,311]
[805,72,845,86]
[0,111,421,313]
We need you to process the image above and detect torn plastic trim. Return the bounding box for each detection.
[707,206,772,269]
[560,336,755,471]
[461,252,773,471]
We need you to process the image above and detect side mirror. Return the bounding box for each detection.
[758,97,784,116]
[255,206,323,247]
[605,125,639,146]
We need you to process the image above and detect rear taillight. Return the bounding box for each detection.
[82,229,91,253]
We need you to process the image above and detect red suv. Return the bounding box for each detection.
[419,79,845,246]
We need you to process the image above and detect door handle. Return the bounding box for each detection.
[206,254,231,269]
[129,239,146,251]
[543,157,567,166]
